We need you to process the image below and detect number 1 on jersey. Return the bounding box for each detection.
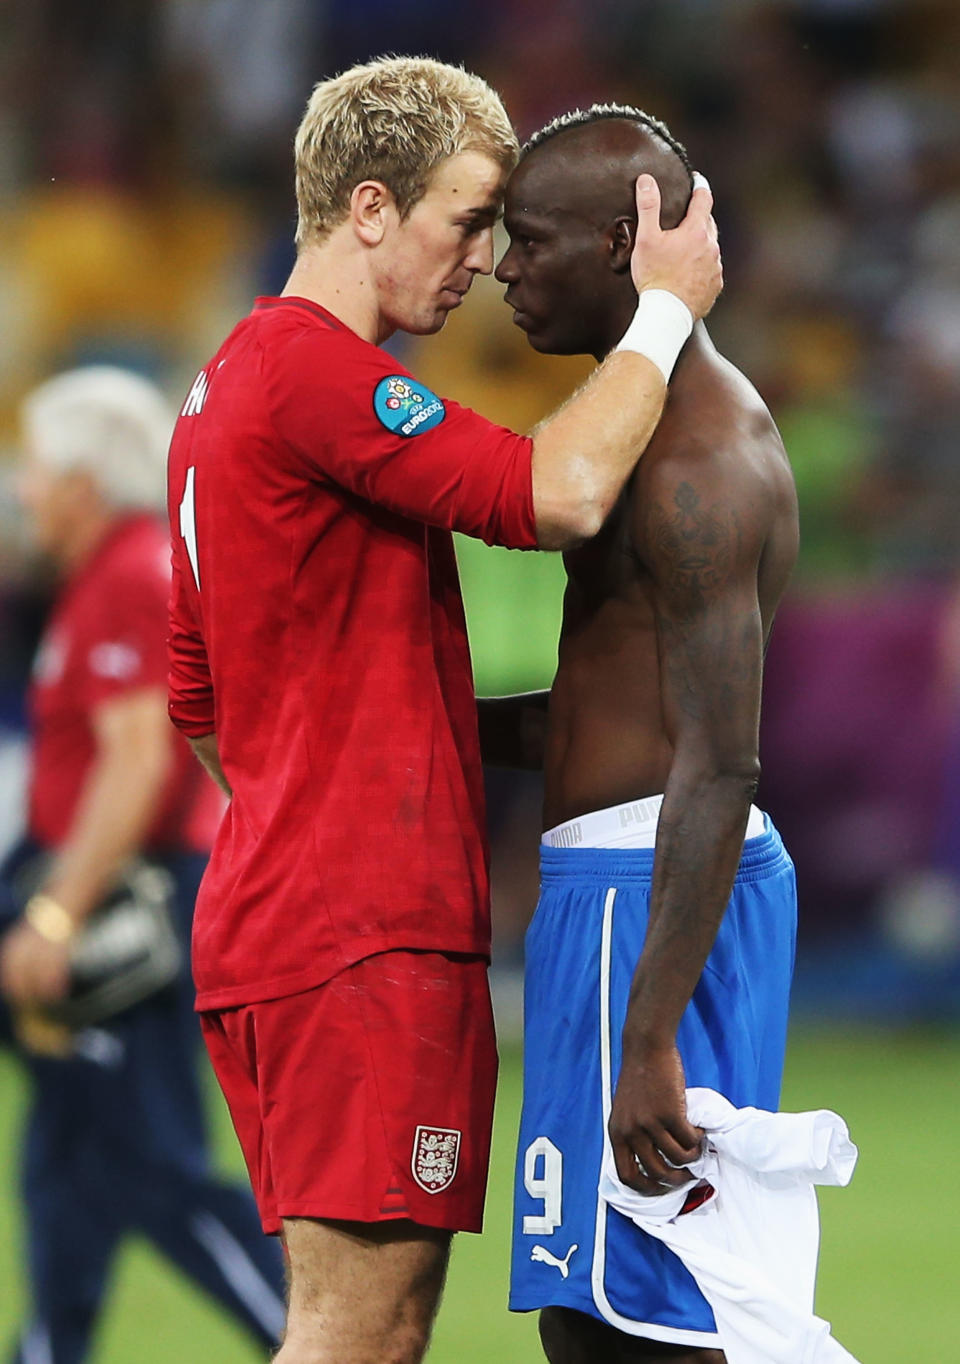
[179,466,200,590]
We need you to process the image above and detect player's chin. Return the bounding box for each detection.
[525,325,587,357]
[509,311,549,352]
[413,306,456,336]
[516,324,554,354]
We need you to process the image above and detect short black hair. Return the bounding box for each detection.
[523,103,693,181]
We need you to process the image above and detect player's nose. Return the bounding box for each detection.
[465,226,495,276]
[494,245,518,284]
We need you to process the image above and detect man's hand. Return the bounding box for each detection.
[0,919,71,1006]
[188,732,231,797]
[630,174,722,321]
[609,1037,702,1196]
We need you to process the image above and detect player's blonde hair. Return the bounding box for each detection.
[22,366,172,512]
[293,55,518,248]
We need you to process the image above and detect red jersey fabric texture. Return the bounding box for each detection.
[167,296,537,1010]
[29,513,223,852]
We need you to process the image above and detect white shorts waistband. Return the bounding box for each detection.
[542,795,767,851]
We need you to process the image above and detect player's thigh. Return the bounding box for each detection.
[280,1215,451,1364]
[540,1307,725,1364]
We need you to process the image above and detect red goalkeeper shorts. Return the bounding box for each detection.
[200,950,498,1235]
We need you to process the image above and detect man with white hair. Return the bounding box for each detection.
[0,366,287,1364]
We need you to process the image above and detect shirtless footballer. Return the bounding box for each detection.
[480,107,800,1363]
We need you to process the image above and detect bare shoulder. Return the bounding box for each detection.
[642,345,791,489]
[631,340,797,565]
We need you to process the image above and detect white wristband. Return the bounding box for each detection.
[614,289,694,382]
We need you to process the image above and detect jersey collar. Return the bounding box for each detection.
[254,296,344,330]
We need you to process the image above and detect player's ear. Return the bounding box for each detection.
[351,180,397,246]
[609,216,635,275]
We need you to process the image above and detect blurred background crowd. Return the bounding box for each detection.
[1,0,959,1018]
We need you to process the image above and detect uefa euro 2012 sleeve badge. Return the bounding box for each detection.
[373,375,446,438]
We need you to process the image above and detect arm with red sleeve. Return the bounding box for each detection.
[269,326,540,550]
[269,315,687,552]
[270,324,540,542]
[168,549,230,796]
[1,557,177,1006]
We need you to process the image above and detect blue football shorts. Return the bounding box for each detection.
[510,818,797,1347]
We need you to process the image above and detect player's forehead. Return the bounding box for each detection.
[503,146,593,231]
[421,149,507,219]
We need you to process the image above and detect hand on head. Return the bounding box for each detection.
[630,173,722,320]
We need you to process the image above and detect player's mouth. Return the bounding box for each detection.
[505,294,533,330]
[441,286,468,308]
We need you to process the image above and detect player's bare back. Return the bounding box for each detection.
[543,328,799,829]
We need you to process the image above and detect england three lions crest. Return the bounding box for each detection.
[412,1126,461,1194]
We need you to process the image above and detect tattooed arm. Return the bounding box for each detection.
[608,448,767,1194]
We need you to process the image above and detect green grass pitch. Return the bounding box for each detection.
[0,1027,957,1361]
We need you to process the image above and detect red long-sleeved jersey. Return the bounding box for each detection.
[167,296,536,1010]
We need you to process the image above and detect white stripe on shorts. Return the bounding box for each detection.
[589,886,723,1347]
